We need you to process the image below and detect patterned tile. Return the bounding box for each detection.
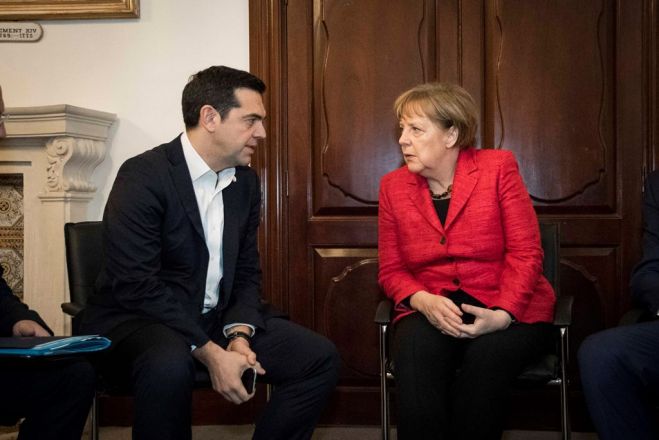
[0,175,23,299]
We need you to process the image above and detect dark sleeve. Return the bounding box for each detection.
[0,267,52,336]
[102,156,209,347]
[630,171,659,314]
[220,171,265,329]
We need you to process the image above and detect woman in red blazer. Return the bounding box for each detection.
[378,83,556,440]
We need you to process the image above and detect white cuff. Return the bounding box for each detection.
[223,323,256,338]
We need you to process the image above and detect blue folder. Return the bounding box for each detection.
[0,335,111,357]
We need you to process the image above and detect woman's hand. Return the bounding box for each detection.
[455,304,512,338]
[409,291,464,337]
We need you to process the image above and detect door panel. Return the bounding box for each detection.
[313,0,432,211]
[485,0,615,207]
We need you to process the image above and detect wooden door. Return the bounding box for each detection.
[250,0,658,428]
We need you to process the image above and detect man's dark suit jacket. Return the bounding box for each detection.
[0,266,51,337]
[81,135,279,348]
[630,170,659,314]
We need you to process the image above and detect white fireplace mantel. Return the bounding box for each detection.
[0,104,116,335]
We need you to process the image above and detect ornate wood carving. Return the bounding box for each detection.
[320,253,380,378]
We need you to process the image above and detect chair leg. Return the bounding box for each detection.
[379,324,390,440]
[90,394,99,440]
[559,327,570,440]
[266,383,273,402]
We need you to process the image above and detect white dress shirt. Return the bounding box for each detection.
[181,132,254,337]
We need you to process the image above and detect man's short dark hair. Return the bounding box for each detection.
[181,66,266,128]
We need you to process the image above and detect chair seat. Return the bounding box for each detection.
[517,353,559,383]
[385,353,559,384]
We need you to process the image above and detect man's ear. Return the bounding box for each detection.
[445,126,459,149]
[199,105,218,132]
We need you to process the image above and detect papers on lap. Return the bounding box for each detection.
[0,335,111,357]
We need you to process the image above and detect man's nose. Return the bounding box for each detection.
[254,121,266,139]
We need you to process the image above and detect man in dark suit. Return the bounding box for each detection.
[579,170,659,440]
[0,85,95,440]
[80,66,339,440]
[0,268,96,439]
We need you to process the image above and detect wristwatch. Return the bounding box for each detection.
[227,330,252,342]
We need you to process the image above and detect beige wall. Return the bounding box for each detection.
[0,0,250,219]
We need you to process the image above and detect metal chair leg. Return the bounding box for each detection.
[379,324,390,440]
[91,394,99,440]
[559,327,570,440]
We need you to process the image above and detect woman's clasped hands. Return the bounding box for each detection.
[409,291,512,338]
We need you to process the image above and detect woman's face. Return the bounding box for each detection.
[398,111,456,176]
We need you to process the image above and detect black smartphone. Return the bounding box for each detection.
[241,367,257,395]
[448,289,486,325]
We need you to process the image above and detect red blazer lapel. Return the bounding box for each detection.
[407,171,444,234]
[444,148,479,230]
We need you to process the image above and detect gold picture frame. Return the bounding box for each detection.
[0,0,139,20]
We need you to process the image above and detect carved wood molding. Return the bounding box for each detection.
[249,0,288,310]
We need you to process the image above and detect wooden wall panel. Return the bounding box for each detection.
[485,0,615,208]
[313,0,433,212]
[313,250,380,381]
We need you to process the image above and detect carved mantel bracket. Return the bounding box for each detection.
[0,104,116,334]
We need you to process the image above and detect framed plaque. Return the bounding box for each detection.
[0,0,139,20]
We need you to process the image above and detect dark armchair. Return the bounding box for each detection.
[61,221,103,335]
[374,222,573,440]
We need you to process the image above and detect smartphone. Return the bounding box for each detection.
[448,289,486,325]
[241,367,257,395]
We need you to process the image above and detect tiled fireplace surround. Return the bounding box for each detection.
[0,105,115,335]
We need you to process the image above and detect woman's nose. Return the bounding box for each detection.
[399,130,409,146]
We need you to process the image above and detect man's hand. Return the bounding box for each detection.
[410,291,464,337]
[455,304,512,338]
[12,320,50,337]
[192,340,264,404]
[227,337,259,367]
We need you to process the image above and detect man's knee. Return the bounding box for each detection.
[310,335,340,383]
[133,347,196,392]
[579,328,628,376]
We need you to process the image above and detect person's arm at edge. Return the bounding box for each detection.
[0,267,52,336]
[630,171,659,314]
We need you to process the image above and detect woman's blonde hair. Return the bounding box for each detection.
[394,82,478,148]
